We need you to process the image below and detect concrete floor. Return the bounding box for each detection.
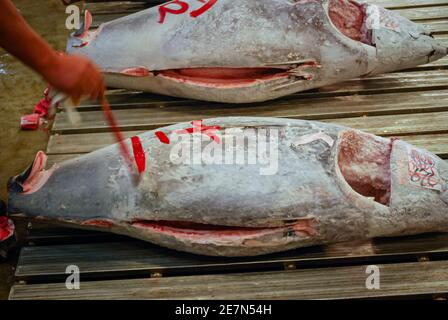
[0,0,68,300]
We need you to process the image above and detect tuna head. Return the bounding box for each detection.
[359,2,447,74]
[65,0,447,103]
[7,149,138,225]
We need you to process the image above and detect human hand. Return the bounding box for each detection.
[42,53,105,103]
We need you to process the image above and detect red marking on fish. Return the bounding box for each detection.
[158,1,189,24]
[81,219,114,228]
[190,0,218,18]
[158,0,217,24]
[74,41,88,48]
[155,131,170,144]
[175,120,222,143]
[131,136,146,174]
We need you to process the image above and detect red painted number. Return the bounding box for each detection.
[175,120,222,144]
[159,1,189,24]
[190,0,218,18]
[158,0,218,24]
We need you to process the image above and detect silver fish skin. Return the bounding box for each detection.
[66,0,447,103]
[8,117,448,256]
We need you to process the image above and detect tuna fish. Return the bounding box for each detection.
[7,117,448,256]
[65,0,447,103]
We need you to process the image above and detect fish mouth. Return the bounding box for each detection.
[7,152,56,195]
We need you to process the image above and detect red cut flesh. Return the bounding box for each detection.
[338,131,393,206]
[329,0,366,42]
[158,67,289,87]
[131,219,316,238]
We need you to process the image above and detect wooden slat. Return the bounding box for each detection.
[52,107,448,138]
[434,34,448,46]
[423,20,448,34]
[370,0,448,9]
[409,57,448,71]
[9,260,448,299]
[322,111,448,136]
[13,233,448,282]
[395,6,448,21]
[400,133,448,157]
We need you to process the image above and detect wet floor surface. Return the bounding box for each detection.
[0,0,69,299]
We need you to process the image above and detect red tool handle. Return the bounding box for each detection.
[100,96,136,177]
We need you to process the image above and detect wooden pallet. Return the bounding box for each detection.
[9,0,448,300]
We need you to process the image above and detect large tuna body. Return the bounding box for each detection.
[8,117,448,256]
[65,0,447,103]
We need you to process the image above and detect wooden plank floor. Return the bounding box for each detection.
[10,261,448,300]
[12,233,448,282]
[9,0,448,300]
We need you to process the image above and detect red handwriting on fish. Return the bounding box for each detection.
[175,120,222,143]
[158,0,218,24]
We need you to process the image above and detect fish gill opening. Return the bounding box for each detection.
[328,0,374,46]
[338,130,393,206]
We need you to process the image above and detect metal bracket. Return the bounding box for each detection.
[150,271,163,278]
[284,262,297,271]
[416,254,430,262]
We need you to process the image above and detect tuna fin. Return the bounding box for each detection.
[7,151,47,194]
[264,59,320,69]
[84,10,93,31]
